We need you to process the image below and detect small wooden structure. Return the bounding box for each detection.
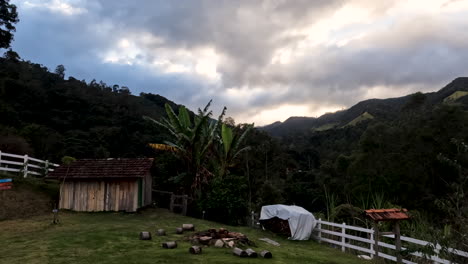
[170,194,188,215]
[153,189,188,215]
[365,208,410,263]
[47,158,153,212]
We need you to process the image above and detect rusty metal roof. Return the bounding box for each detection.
[47,158,153,179]
[364,208,409,222]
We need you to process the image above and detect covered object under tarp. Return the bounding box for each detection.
[260,204,317,240]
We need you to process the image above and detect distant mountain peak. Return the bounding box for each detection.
[261,77,468,137]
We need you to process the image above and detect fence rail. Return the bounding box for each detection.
[0,151,59,178]
[313,219,468,263]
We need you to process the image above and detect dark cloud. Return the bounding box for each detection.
[9,0,468,124]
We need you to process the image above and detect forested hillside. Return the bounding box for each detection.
[0,55,183,161]
[261,79,468,250]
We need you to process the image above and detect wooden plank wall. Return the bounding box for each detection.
[60,180,139,212]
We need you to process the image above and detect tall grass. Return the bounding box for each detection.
[323,185,339,222]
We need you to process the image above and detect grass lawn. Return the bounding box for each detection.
[0,208,370,264]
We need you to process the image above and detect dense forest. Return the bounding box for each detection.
[262,79,468,251]
[0,55,181,160]
[1,0,467,254]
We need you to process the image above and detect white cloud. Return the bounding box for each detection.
[11,0,468,125]
[22,0,87,16]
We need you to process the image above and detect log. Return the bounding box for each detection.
[139,231,152,240]
[245,248,258,258]
[199,236,212,245]
[176,227,184,234]
[162,241,178,249]
[189,246,202,254]
[182,224,195,231]
[157,229,166,236]
[260,250,273,258]
[191,238,200,245]
[232,247,248,257]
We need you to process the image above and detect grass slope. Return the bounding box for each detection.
[0,175,59,220]
[313,123,338,132]
[443,91,468,103]
[344,112,374,127]
[0,208,368,264]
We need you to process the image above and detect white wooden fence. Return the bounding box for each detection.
[313,219,468,263]
[0,151,59,177]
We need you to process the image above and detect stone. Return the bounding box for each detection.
[214,239,224,248]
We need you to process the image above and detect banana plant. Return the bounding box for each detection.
[216,123,253,178]
[144,101,225,194]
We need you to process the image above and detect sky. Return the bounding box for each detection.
[9,0,468,125]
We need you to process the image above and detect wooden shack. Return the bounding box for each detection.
[48,158,153,212]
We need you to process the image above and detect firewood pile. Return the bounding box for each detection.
[188,228,254,248]
[259,217,291,236]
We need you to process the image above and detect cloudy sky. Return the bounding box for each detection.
[10,0,468,125]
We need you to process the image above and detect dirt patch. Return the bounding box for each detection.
[0,177,59,220]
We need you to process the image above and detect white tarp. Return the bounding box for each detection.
[260,204,317,240]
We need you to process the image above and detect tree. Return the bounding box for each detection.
[119,86,131,95]
[55,64,66,79]
[145,101,222,196]
[2,48,19,61]
[0,0,19,49]
[216,123,252,178]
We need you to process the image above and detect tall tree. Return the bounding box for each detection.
[0,0,19,49]
[55,64,66,79]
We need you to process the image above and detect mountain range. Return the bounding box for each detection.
[261,77,468,137]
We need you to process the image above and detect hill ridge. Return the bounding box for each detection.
[261,77,468,137]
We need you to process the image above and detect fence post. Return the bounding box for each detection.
[44,160,49,177]
[251,211,255,227]
[342,222,346,252]
[394,221,402,264]
[23,154,29,178]
[182,195,188,216]
[317,218,322,243]
[370,227,375,259]
[433,244,441,264]
[169,194,174,212]
[373,222,380,259]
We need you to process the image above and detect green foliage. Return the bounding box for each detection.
[198,175,248,225]
[256,181,284,207]
[324,185,339,222]
[0,57,175,161]
[217,123,252,178]
[61,156,76,165]
[2,48,19,61]
[0,0,19,49]
[54,64,65,79]
[144,101,217,195]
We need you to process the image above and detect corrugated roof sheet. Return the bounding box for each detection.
[364,208,409,222]
[47,158,153,179]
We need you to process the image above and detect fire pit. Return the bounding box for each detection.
[188,228,254,248]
